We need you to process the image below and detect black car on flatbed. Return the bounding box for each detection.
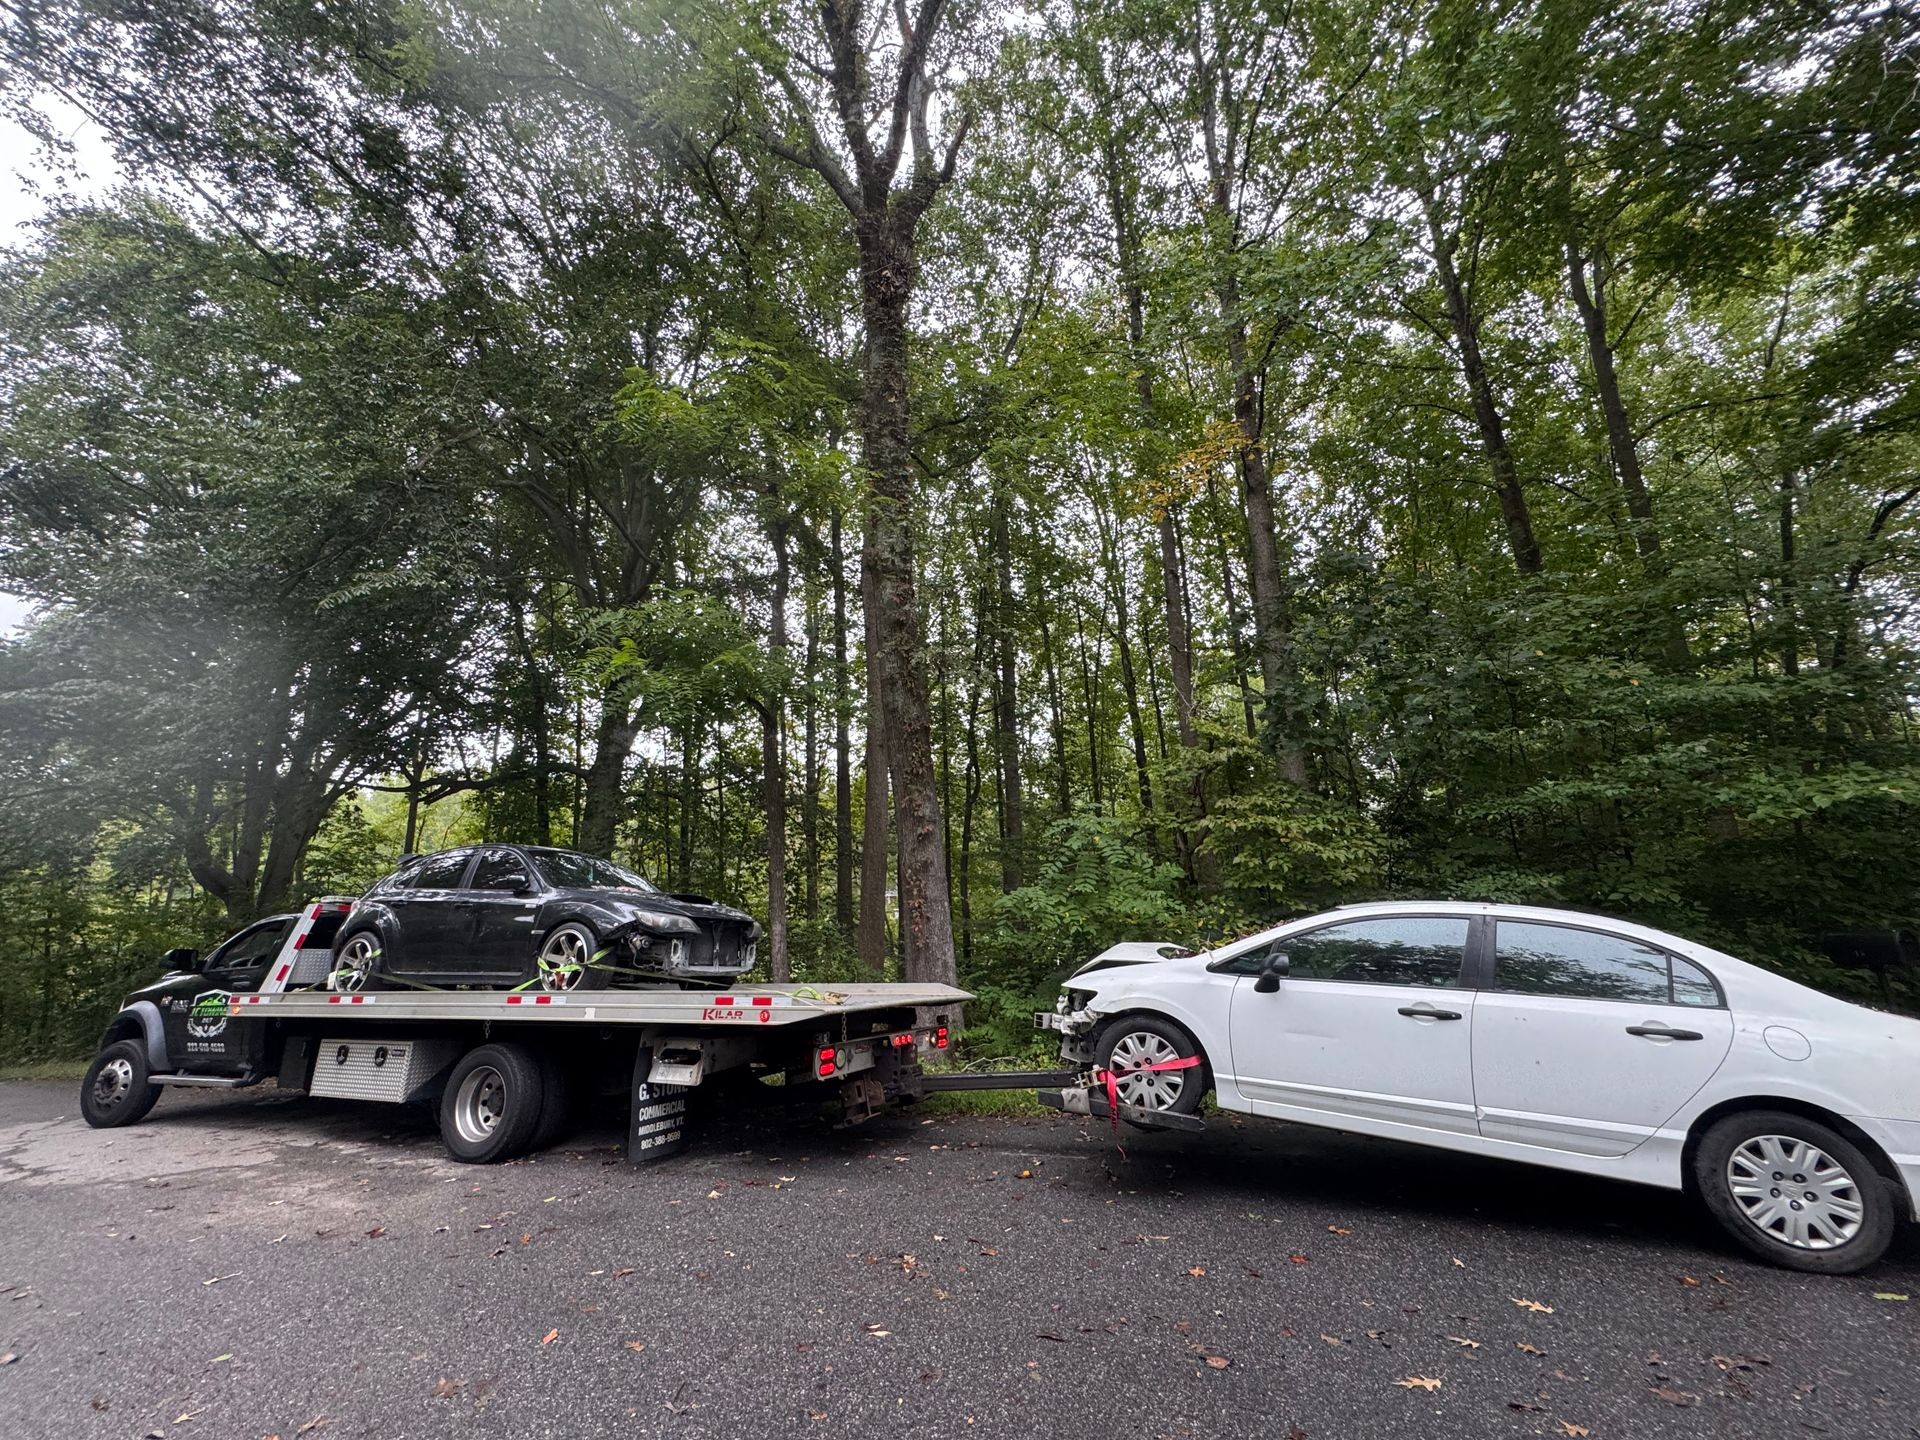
[329,845,760,994]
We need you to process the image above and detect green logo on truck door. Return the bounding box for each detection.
[186,991,231,1039]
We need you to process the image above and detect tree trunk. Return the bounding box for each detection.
[855,220,956,986]
[577,692,640,858]
[763,515,791,982]
[1037,601,1071,816]
[831,508,855,934]
[990,484,1024,890]
[858,542,892,976]
[1423,194,1545,577]
[801,562,820,922]
[1565,240,1660,564]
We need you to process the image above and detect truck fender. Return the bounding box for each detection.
[101,1001,169,1073]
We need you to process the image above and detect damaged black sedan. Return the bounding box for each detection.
[329,846,760,993]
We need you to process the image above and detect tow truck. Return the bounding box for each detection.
[78,897,1135,1163]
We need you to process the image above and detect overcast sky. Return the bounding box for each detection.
[1,98,118,637]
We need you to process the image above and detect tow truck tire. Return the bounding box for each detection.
[529,1051,574,1152]
[81,1039,162,1129]
[438,1043,545,1164]
[1093,1015,1207,1122]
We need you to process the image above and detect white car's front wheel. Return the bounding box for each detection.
[1092,1016,1207,1121]
[1694,1110,1899,1274]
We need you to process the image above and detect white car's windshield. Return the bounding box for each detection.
[528,849,659,893]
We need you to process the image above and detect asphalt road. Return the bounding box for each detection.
[1,1080,1915,1440]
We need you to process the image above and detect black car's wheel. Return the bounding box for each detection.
[81,1039,161,1129]
[532,922,611,993]
[438,1043,546,1164]
[1693,1109,1898,1274]
[329,930,388,993]
[1092,1015,1208,1122]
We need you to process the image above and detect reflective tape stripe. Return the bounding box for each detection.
[505,995,566,1006]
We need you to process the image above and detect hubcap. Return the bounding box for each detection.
[333,935,378,992]
[92,1057,134,1109]
[1727,1134,1865,1250]
[537,929,593,992]
[452,1065,508,1144]
[1107,1031,1187,1110]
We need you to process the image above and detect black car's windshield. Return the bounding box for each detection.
[528,849,659,893]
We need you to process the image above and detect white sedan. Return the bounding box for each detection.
[1040,901,1920,1273]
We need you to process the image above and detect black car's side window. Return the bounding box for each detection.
[1282,916,1472,988]
[407,851,473,889]
[469,850,530,892]
[1494,922,1675,1004]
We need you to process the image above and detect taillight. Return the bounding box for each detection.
[935,1026,949,1049]
[816,1046,837,1078]
[891,1033,913,1048]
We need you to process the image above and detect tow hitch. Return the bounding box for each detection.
[1037,1083,1207,1132]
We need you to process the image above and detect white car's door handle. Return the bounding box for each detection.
[1397,1005,1463,1021]
[1625,1023,1704,1041]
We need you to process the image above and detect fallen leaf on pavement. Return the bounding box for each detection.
[431,1379,460,1399]
[1327,1225,1352,1236]
[864,1324,891,1338]
[613,1268,635,1278]
[1650,1386,1697,1406]
[1320,1334,1344,1346]
[624,1341,647,1353]
[1517,1342,1545,1356]
[1205,1356,1231,1370]
[365,1228,386,1240]
[1289,1254,1310,1265]
[540,1329,559,1346]
[175,1409,207,1423]
[1559,1423,1590,1437]
[0,1354,15,1366]
[1394,1377,1443,1391]
[1187,1267,1207,1277]
[1446,1336,1481,1349]
[294,1417,332,1436]
[1511,1297,1554,1313]
[1872,1292,1909,1302]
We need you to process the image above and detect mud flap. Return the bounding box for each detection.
[628,1045,691,1163]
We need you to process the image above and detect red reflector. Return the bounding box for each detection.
[273,964,290,981]
[751,996,773,1006]
[713,996,735,1006]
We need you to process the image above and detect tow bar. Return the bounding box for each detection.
[1037,1084,1207,1133]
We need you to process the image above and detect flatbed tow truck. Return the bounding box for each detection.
[78,898,1181,1163]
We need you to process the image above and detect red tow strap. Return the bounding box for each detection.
[1094,1054,1202,1132]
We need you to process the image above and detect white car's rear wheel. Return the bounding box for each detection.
[1694,1110,1898,1274]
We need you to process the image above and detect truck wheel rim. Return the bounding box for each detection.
[537,930,591,992]
[1726,1134,1865,1250]
[333,935,377,992]
[93,1057,134,1109]
[453,1065,507,1143]
[1109,1032,1185,1109]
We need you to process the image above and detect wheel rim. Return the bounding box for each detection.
[333,934,379,992]
[537,929,592,992]
[92,1057,134,1109]
[452,1065,508,1144]
[1108,1031,1186,1109]
[1726,1134,1866,1251]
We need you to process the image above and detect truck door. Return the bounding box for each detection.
[161,917,291,1073]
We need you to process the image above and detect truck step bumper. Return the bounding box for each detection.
[1039,1086,1206,1133]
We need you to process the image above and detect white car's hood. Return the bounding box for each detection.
[1071,941,1196,978]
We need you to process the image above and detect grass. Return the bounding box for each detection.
[0,1056,89,1082]
[913,1087,1053,1118]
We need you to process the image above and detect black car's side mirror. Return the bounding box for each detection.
[1252,951,1290,994]
[161,946,200,973]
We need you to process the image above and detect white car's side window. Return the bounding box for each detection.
[1282,916,1471,988]
[1494,921,1723,1008]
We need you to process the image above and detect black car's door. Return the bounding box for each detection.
[463,848,543,975]
[388,849,476,972]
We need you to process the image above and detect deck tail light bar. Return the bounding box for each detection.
[816,1045,837,1079]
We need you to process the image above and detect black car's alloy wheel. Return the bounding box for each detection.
[534,922,611,992]
[330,931,386,993]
